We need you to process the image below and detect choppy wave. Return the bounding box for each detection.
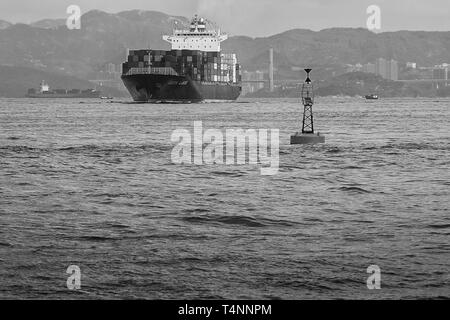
[0,98,448,300]
[181,214,299,228]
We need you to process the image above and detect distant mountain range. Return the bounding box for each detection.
[0,10,188,79]
[227,28,450,76]
[30,19,66,30]
[0,9,449,97]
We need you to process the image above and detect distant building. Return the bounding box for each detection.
[433,68,446,79]
[362,63,376,74]
[362,58,398,81]
[88,63,126,91]
[242,70,265,95]
[388,60,399,81]
[106,63,116,74]
[376,58,388,79]
[346,63,363,73]
[432,64,449,87]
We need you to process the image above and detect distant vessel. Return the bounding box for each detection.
[365,94,379,100]
[26,81,101,98]
[121,15,242,103]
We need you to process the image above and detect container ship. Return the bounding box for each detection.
[26,81,101,98]
[121,15,242,103]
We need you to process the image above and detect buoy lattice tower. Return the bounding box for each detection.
[301,68,314,134]
[290,68,325,144]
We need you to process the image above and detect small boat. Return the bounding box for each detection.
[365,94,379,100]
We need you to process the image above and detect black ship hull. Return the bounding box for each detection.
[121,74,241,102]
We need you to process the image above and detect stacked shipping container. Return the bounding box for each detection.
[122,50,241,83]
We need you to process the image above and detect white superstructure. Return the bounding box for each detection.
[40,80,50,93]
[163,15,228,52]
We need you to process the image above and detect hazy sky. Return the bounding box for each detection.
[1,0,449,36]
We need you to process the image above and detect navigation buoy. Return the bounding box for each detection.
[290,69,325,145]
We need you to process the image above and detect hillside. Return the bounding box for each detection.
[31,19,66,30]
[316,72,405,97]
[0,10,449,80]
[317,72,450,97]
[224,28,450,72]
[0,10,449,98]
[0,20,11,30]
[0,10,188,78]
[246,72,448,98]
[0,65,125,98]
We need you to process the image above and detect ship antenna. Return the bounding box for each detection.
[204,19,217,31]
[176,18,189,30]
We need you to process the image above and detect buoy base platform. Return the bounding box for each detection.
[290,133,325,145]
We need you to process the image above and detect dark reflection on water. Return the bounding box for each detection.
[0,97,449,299]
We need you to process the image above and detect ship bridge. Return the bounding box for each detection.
[163,15,228,52]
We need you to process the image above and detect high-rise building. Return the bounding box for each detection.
[432,64,449,80]
[388,60,398,81]
[432,64,449,87]
[363,58,398,80]
[376,58,388,79]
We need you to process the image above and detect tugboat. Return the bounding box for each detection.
[365,94,379,100]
